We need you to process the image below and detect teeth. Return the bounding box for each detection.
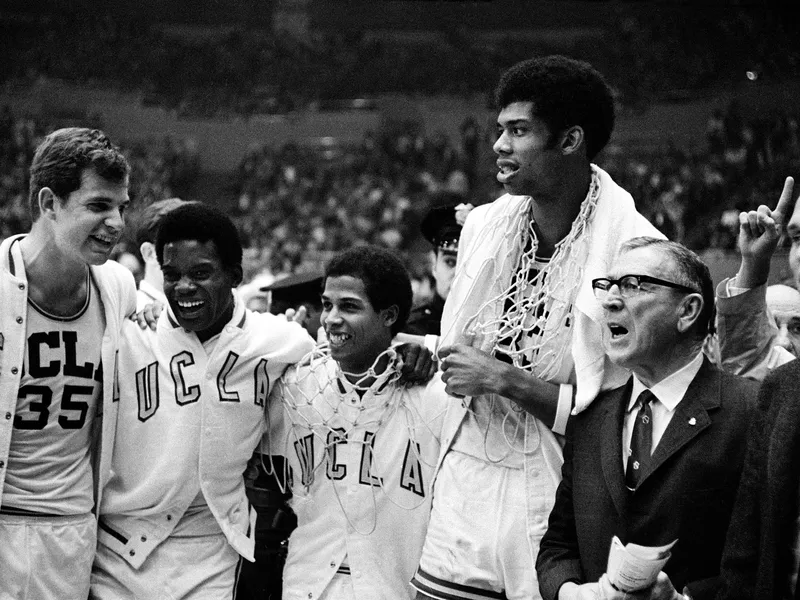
[178,301,203,309]
[327,332,351,345]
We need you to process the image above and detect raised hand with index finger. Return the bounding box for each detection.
[736,176,798,289]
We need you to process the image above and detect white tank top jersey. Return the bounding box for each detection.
[4,272,104,514]
[265,351,448,600]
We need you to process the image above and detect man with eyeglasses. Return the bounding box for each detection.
[537,237,758,600]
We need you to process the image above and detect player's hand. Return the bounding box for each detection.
[395,343,436,385]
[130,301,163,330]
[283,305,308,326]
[735,176,797,288]
[438,344,507,398]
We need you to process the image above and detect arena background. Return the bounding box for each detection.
[1,0,797,290]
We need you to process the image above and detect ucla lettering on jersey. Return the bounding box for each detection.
[133,349,272,420]
[266,349,449,599]
[4,274,105,514]
[267,350,448,515]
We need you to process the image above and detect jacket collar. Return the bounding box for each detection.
[600,357,721,515]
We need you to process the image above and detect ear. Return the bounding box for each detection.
[38,187,59,219]
[560,126,585,156]
[382,304,399,330]
[230,265,244,288]
[676,294,704,334]
[140,241,157,265]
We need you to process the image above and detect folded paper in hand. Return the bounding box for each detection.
[606,536,677,593]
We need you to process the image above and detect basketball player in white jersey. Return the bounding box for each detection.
[91,202,315,599]
[0,127,134,600]
[410,56,663,600]
[262,246,448,600]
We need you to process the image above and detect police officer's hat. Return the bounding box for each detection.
[260,271,324,310]
[420,204,462,253]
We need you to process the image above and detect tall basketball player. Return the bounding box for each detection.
[410,56,664,600]
[0,128,134,599]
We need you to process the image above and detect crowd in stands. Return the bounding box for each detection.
[233,119,479,280]
[1,102,799,284]
[604,103,800,252]
[0,105,37,239]
[606,4,798,107]
[1,7,796,118]
[0,107,200,244]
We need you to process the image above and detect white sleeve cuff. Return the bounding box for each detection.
[552,384,573,436]
[725,275,751,297]
[424,334,439,356]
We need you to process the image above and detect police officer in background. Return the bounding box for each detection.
[405,201,471,336]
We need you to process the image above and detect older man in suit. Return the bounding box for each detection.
[536,237,758,600]
[717,357,800,600]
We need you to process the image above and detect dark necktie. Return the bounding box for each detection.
[625,389,655,491]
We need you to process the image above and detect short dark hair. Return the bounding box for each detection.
[156,202,243,276]
[325,245,413,336]
[134,198,187,248]
[494,55,615,160]
[28,127,130,220]
[621,237,716,338]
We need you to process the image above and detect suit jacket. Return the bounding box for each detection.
[536,358,758,600]
[717,358,800,600]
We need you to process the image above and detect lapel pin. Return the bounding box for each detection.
[688,417,697,426]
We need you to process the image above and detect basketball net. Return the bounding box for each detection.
[463,170,599,381]
[262,345,440,535]
[442,170,600,461]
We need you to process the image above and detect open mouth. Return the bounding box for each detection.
[608,324,629,339]
[90,233,115,249]
[175,299,205,317]
[327,331,351,347]
[496,161,519,184]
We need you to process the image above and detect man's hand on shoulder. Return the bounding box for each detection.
[130,301,163,330]
[395,342,436,384]
[279,305,307,326]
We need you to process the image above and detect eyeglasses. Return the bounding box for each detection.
[591,275,699,299]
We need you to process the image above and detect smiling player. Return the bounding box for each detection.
[91,203,315,599]
[0,128,134,600]
[262,246,448,600]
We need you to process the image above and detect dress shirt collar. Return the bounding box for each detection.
[628,352,704,413]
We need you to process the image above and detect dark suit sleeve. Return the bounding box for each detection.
[685,576,720,600]
[715,374,774,600]
[536,418,585,600]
